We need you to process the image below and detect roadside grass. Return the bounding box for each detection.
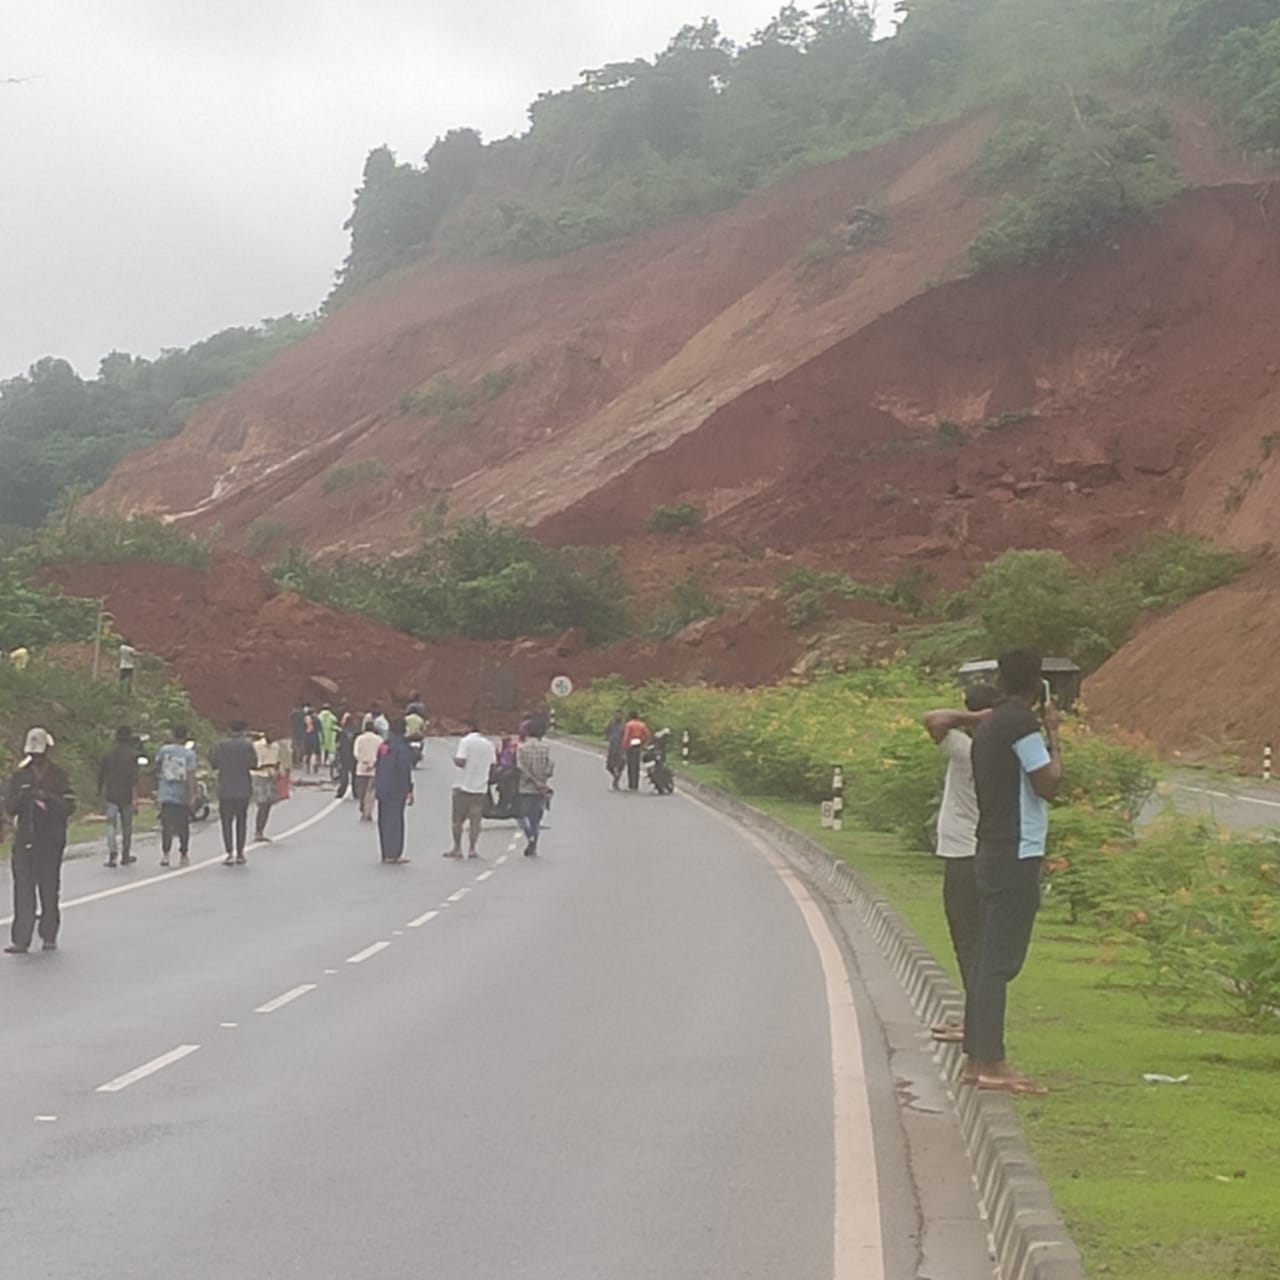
[681,764,1280,1280]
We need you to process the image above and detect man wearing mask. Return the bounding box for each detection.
[5,728,76,954]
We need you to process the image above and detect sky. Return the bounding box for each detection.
[1,1,887,381]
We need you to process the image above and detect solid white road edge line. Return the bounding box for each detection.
[96,1044,201,1094]
[346,940,390,964]
[682,790,887,1280]
[1179,784,1280,809]
[254,984,317,1014]
[406,910,439,928]
[0,797,344,927]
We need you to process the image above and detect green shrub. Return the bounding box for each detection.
[27,513,210,571]
[649,572,720,639]
[245,517,291,555]
[645,502,704,534]
[0,572,98,650]
[320,459,384,496]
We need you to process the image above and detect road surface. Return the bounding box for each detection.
[0,740,993,1279]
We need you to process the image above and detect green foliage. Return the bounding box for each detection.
[399,366,520,435]
[25,513,211,571]
[0,316,315,530]
[0,573,97,651]
[272,517,626,644]
[644,502,704,534]
[245,518,291,556]
[649,573,721,639]
[1113,530,1250,610]
[778,565,931,626]
[319,459,385,496]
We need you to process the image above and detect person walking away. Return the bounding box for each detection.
[290,702,307,767]
[353,718,382,821]
[964,651,1062,1095]
[374,717,414,864]
[516,725,555,857]
[334,712,358,798]
[317,703,339,767]
[302,706,321,774]
[117,640,137,691]
[446,719,495,859]
[403,703,426,768]
[251,730,283,843]
[921,684,999,1042]
[604,712,625,790]
[211,721,257,866]
[5,728,75,954]
[156,725,198,866]
[371,706,390,740]
[98,725,140,868]
[622,710,650,792]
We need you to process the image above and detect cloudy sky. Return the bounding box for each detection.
[1,1,883,381]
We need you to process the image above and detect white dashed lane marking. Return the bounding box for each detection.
[254,984,317,1015]
[346,941,391,964]
[446,888,470,903]
[96,1044,201,1094]
[475,870,494,882]
[406,910,439,928]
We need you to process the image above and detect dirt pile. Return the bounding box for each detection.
[35,556,803,733]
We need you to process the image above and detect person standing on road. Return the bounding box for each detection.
[211,721,257,866]
[98,725,140,868]
[622,710,650,793]
[317,703,339,768]
[251,730,284,844]
[334,711,358,798]
[403,702,426,769]
[964,651,1062,1096]
[302,705,321,774]
[5,728,75,954]
[353,717,382,822]
[375,717,414,864]
[289,702,307,767]
[156,725,198,867]
[516,725,555,857]
[604,711,625,790]
[921,684,999,1042]
[445,719,496,859]
[117,640,137,692]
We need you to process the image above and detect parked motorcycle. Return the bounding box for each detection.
[644,728,676,795]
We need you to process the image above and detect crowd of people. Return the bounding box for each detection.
[921,648,1062,1096]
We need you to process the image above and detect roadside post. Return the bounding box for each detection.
[91,599,112,682]
[821,765,845,831]
[548,674,573,736]
[1265,743,1273,783]
[681,730,691,764]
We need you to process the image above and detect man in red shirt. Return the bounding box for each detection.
[621,710,650,793]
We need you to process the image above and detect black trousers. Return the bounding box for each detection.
[219,797,250,855]
[942,856,981,996]
[160,802,191,855]
[334,754,353,797]
[626,745,643,791]
[963,856,1042,1063]
[11,841,64,949]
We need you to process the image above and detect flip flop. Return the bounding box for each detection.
[931,1024,965,1043]
[976,1073,1049,1096]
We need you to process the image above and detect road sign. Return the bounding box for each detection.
[550,675,574,699]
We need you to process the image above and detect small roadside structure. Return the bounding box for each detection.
[957,656,1083,712]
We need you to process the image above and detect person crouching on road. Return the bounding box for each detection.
[622,709,650,792]
[211,720,257,866]
[516,724,555,857]
[98,724,140,868]
[251,729,284,844]
[375,717,414,864]
[156,725,197,867]
[963,650,1062,1096]
[446,719,496,859]
[5,728,75,954]
[921,684,999,1043]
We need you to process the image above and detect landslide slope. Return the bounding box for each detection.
[85,118,998,552]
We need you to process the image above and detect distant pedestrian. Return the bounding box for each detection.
[98,725,140,868]
[317,703,339,767]
[604,711,625,790]
[921,684,999,1042]
[446,719,495,859]
[9,645,30,672]
[622,709,650,792]
[302,705,320,773]
[516,725,555,857]
[117,640,137,691]
[251,730,284,843]
[353,717,382,821]
[156,725,198,867]
[374,717,414,864]
[5,728,75,954]
[211,720,257,866]
[964,651,1062,1096]
[334,711,358,798]
[404,701,426,768]
[290,702,307,764]
[371,706,390,740]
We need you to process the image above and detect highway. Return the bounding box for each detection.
[0,740,994,1279]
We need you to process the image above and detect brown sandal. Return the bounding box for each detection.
[976,1072,1048,1096]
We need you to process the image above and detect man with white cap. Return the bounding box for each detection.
[5,728,76,954]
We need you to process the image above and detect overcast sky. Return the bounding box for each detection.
[1,1,887,381]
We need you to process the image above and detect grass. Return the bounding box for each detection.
[680,763,1280,1280]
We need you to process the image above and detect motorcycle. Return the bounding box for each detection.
[643,728,676,795]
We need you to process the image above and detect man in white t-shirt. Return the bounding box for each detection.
[352,719,383,822]
[118,641,137,692]
[445,719,496,859]
[921,683,999,1043]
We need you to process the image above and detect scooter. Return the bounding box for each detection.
[644,728,676,795]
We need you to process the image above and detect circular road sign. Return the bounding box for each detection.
[549,675,574,699]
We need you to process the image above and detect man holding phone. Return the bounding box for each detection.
[963,650,1062,1094]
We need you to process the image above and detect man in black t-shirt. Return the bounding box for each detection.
[963,650,1062,1095]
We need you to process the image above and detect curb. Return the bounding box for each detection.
[669,769,1086,1280]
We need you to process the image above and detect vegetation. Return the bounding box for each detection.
[648,572,721,639]
[778,565,931,627]
[0,572,98,652]
[320,459,385,496]
[0,316,314,532]
[20,513,211,572]
[399,365,520,437]
[645,502,704,534]
[272,516,625,644]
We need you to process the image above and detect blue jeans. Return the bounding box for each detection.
[106,801,133,860]
[517,794,545,849]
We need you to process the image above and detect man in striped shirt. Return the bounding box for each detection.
[516,727,555,857]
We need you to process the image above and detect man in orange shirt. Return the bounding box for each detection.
[621,710,650,793]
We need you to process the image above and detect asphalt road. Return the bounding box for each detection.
[1,740,993,1279]
[1157,773,1280,833]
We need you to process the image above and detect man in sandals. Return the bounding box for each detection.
[963,650,1062,1095]
[921,683,999,1044]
